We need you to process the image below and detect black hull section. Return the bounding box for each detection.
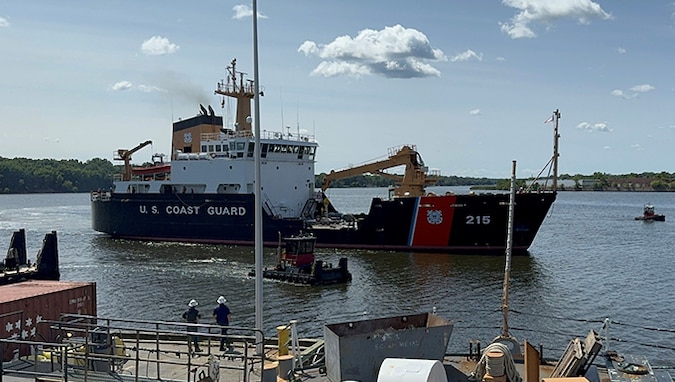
[91,191,556,254]
[91,193,303,245]
[308,192,556,255]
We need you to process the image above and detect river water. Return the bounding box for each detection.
[1,188,674,368]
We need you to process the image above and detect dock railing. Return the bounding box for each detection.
[1,314,272,382]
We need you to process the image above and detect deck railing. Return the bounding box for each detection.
[1,314,272,382]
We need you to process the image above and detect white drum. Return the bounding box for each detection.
[377,358,448,382]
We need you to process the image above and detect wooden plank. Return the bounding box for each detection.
[524,340,540,382]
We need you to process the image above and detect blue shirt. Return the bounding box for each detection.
[213,304,231,325]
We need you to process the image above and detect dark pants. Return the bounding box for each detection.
[188,328,200,351]
[219,326,229,349]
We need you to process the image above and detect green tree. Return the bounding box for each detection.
[651,179,669,191]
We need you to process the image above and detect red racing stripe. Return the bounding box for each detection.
[410,195,456,247]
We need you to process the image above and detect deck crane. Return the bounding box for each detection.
[320,145,439,198]
[114,140,152,181]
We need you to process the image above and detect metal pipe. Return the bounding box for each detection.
[252,0,264,357]
[501,160,517,338]
[552,109,561,191]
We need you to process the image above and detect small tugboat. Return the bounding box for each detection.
[634,203,665,221]
[249,233,351,286]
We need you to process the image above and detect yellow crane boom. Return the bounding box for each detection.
[114,140,152,181]
[320,145,438,198]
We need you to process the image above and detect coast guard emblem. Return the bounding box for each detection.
[426,210,443,225]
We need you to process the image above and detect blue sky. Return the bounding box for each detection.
[1,1,674,178]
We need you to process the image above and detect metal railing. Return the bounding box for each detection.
[1,314,270,382]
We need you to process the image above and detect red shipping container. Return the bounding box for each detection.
[0,280,97,361]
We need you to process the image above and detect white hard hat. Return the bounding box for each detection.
[188,299,198,307]
[217,296,227,304]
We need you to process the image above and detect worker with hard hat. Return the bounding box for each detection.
[182,299,202,353]
[213,296,232,351]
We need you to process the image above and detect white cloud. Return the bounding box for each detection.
[630,84,655,93]
[141,36,179,56]
[111,81,166,93]
[137,84,167,93]
[611,84,654,99]
[500,0,612,39]
[232,4,268,20]
[298,24,446,79]
[610,89,633,99]
[496,56,506,62]
[617,47,626,54]
[577,121,612,132]
[450,49,483,62]
[308,61,373,78]
[469,109,481,116]
[112,81,133,91]
[0,16,9,28]
[298,41,318,56]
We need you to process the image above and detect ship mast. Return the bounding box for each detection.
[552,109,561,191]
[501,160,517,339]
[215,58,256,134]
[491,159,521,357]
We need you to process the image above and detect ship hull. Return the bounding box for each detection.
[91,191,556,254]
[91,193,304,245]
[310,192,556,255]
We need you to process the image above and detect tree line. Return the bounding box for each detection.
[493,172,675,191]
[1,157,673,194]
[0,157,116,193]
[315,173,498,189]
[0,157,502,194]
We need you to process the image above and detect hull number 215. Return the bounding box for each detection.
[466,215,491,225]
